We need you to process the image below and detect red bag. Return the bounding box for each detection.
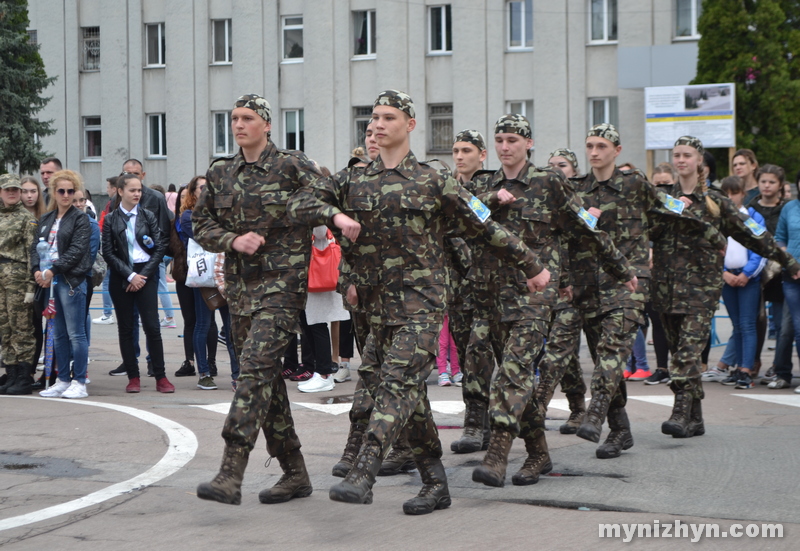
[308,229,341,293]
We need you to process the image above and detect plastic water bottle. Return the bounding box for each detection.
[142,235,154,249]
[37,238,51,272]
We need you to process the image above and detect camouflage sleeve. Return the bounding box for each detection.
[24,216,37,292]
[647,186,727,250]
[441,176,543,278]
[286,174,344,228]
[554,175,633,282]
[446,236,472,278]
[192,162,241,253]
[558,234,571,289]
[477,190,503,210]
[718,196,800,275]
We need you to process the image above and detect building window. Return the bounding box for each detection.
[146,23,166,66]
[213,112,234,156]
[589,97,619,128]
[590,0,618,43]
[429,5,452,54]
[27,30,38,45]
[282,16,303,60]
[675,0,703,38]
[353,10,376,57]
[212,19,232,63]
[148,113,167,157]
[81,26,100,71]
[284,110,304,150]
[83,117,101,158]
[506,100,533,120]
[428,104,453,154]
[353,106,372,149]
[508,0,533,50]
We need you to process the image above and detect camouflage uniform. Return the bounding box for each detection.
[0,181,37,371]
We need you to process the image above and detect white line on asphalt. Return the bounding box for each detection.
[193,401,469,416]
[732,393,800,408]
[0,397,198,533]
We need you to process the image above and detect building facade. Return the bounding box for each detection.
[27,0,702,192]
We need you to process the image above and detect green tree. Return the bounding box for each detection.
[693,0,800,180]
[0,0,55,174]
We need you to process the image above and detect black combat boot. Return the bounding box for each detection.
[402,456,451,515]
[559,392,586,435]
[329,439,382,504]
[472,429,514,488]
[686,398,705,437]
[575,392,611,443]
[0,365,20,395]
[451,400,489,454]
[196,445,249,505]
[7,363,34,395]
[258,449,313,504]
[535,380,554,419]
[332,422,366,478]
[596,406,634,459]
[512,429,552,485]
[378,431,416,476]
[662,386,693,438]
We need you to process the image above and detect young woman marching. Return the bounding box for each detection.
[650,137,799,438]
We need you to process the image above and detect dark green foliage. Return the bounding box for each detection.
[693,0,800,178]
[0,0,55,174]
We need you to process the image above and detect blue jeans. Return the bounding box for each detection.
[193,289,217,376]
[53,276,89,383]
[721,277,761,369]
[158,260,175,318]
[777,278,800,381]
[774,302,795,382]
[101,270,113,317]
[220,304,240,380]
[626,327,649,372]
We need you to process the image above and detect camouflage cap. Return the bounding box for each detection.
[587,123,621,146]
[674,135,704,155]
[549,148,579,172]
[234,94,272,123]
[0,173,21,190]
[494,114,532,139]
[454,129,487,151]
[373,89,415,118]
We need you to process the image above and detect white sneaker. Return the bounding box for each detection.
[701,366,728,382]
[62,380,88,399]
[40,379,70,397]
[160,317,177,328]
[333,362,351,383]
[92,315,115,325]
[298,372,335,393]
[794,385,800,394]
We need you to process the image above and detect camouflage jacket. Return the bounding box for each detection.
[192,142,321,315]
[651,184,800,314]
[287,151,542,326]
[473,163,633,322]
[568,168,726,315]
[0,201,37,291]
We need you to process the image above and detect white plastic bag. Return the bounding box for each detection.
[186,238,217,288]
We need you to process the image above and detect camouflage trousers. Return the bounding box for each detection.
[486,317,548,436]
[660,310,712,399]
[537,305,587,405]
[0,263,34,366]
[348,310,374,426]
[222,307,302,457]
[583,308,642,409]
[361,322,443,459]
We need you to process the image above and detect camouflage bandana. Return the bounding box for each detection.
[234,94,272,123]
[549,148,579,173]
[674,135,704,155]
[454,129,487,151]
[0,173,21,190]
[373,89,415,118]
[494,114,532,139]
[587,123,621,146]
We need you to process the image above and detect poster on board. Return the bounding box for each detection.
[645,83,735,150]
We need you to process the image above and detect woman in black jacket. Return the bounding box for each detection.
[31,170,92,399]
[102,172,174,394]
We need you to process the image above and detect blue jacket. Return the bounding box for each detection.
[86,214,100,276]
[775,200,800,261]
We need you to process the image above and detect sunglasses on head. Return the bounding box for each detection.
[56,188,75,196]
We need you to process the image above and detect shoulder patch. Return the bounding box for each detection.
[578,208,598,230]
[468,195,491,223]
[744,217,766,236]
[663,194,685,215]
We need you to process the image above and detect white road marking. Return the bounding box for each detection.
[627,395,675,407]
[732,393,800,408]
[192,402,231,415]
[0,397,198,533]
[293,402,352,415]
[196,400,471,417]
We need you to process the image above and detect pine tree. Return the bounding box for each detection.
[0,0,55,174]
[693,0,800,179]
